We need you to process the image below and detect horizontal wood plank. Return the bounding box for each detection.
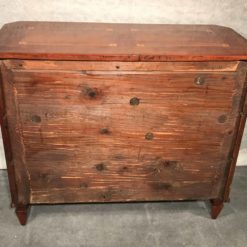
[1,22,247,61]
[4,60,240,72]
[30,181,217,204]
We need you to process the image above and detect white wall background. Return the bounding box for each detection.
[0,0,247,168]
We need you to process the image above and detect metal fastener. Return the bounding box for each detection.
[100,128,110,135]
[194,76,205,85]
[86,88,97,98]
[130,97,140,106]
[31,115,41,123]
[218,114,227,123]
[145,132,154,140]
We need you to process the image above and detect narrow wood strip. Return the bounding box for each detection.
[0,63,17,206]
[1,62,31,205]
[223,62,247,201]
[3,60,239,72]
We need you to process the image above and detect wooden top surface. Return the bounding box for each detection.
[0,21,247,61]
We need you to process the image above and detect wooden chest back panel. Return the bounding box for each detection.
[1,60,245,204]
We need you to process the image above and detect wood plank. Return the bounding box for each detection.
[222,62,247,201]
[12,70,239,107]
[0,22,247,61]
[0,63,31,205]
[30,181,217,204]
[0,62,18,206]
[4,60,240,72]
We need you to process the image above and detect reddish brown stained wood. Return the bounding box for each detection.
[15,204,30,225]
[210,199,224,219]
[0,22,247,223]
[0,22,247,61]
[0,64,18,207]
[4,60,240,72]
[223,62,247,202]
[1,63,31,205]
[2,61,245,206]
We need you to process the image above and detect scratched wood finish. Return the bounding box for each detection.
[0,22,247,223]
[1,22,247,61]
[1,60,246,205]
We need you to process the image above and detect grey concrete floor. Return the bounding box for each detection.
[0,168,247,247]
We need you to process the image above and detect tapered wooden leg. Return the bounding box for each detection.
[15,205,30,225]
[210,199,224,219]
[224,197,230,203]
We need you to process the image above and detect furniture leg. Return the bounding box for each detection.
[210,199,224,219]
[15,204,30,225]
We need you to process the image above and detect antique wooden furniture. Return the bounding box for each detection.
[0,22,247,225]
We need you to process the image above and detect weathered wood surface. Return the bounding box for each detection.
[0,22,247,61]
[0,66,18,207]
[1,60,246,204]
[222,64,247,202]
[1,63,31,205]
[1,22,247,223]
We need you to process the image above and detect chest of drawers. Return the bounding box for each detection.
[0,22,247,225]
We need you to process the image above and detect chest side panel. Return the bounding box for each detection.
[2,60,244,204]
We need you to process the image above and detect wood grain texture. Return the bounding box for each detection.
[2,60,245,205]
[1,62,31,205]
[0,22,247,61]
[1,22,247,222]
[222,63,247,201]
[4,60,240,72]
[0,64,18,207]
